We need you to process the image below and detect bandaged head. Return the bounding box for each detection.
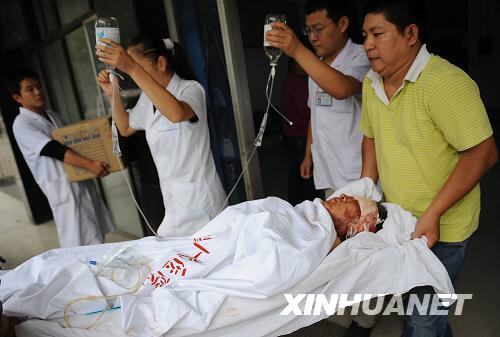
[345,196,379,239]
[322,194,383,240]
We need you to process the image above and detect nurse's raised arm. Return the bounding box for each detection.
[96,37,196,124]
[96,68,136,137]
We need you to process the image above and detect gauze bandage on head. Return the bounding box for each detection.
[354,196,378,218]
[346,196,379,239]
[163,38,175,56]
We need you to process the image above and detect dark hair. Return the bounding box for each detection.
[305,0,350,22]
[305,0,359,41]
[363,0,426,43]
[376,203,387,231]
[128,33,197,81]
[6,68,39,96]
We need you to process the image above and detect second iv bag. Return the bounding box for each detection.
[263,14,286,66]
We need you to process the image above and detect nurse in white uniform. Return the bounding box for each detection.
[96,33,226,237]
[7,68,115,248]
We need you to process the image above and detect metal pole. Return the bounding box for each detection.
[216,0,264,200]
[163,0,180,43]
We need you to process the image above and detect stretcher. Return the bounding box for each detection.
[1,179,454,337]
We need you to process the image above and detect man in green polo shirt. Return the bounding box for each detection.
[360,0,498,336]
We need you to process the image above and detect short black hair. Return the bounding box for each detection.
[376,203,387,231]
[305,0,351,23]
[6,68,39,96]
[305,0,361,41]
[363,0,426,43]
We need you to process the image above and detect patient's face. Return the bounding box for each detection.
[322,194,361,239]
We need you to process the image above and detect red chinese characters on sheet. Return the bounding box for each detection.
[163,257,187,276]
[146,235,213,288]
[148,270,170,288]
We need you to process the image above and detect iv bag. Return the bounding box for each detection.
[264,14,286,66]
[95,17,120,69]
[95,17,120,46]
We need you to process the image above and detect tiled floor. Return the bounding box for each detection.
[100,170,145,238]
[0,188,135,269]
[0,121,136,270]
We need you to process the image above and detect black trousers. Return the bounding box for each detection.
[283,134,322,205]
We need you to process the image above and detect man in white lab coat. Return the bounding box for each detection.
[265,0,370,196]
[6,68,115,247]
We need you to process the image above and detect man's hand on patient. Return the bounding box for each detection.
[411,211,440,248]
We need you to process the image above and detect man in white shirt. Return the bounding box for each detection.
[7,68,115,247]
[265,0,370,196]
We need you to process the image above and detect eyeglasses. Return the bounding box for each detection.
[302,21,334,36]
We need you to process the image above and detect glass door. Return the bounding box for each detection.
[172,0,249,204]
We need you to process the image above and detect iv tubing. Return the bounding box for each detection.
[109,73,159,238]
[108,63,289,228]
[217,63,281,213]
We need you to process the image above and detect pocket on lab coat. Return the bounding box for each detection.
[155,118,179,150]
[331,97,351,113]
[156,116,180,133]
[157,125,179,133]
[340,148,362,180]
[43,177,70,208]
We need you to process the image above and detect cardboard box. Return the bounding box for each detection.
[52,117,125,182]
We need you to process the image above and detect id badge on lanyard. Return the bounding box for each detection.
[316,90,332,106]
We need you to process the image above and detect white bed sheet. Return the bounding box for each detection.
[5,178,454,337]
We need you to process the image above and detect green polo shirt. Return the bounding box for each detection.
[360,52,493,242]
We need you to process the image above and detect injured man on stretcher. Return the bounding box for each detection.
[0,178,454,337]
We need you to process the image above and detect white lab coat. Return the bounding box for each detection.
[308,39,370,190]
[12,107,115,248]
[128,73,226,237]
